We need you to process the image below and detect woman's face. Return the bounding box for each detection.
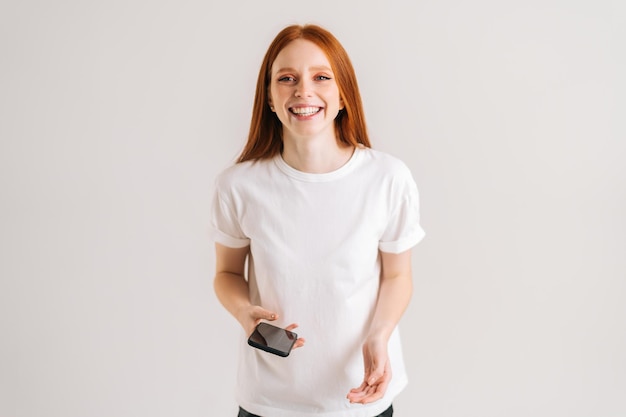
[268,39,344,143]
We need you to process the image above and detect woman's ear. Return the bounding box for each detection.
[268,94,275,112]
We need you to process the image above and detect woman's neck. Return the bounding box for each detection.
[281,137,354,174]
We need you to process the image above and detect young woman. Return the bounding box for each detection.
[211,24,425,417]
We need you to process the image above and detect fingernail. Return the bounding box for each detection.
[270,314,276,319]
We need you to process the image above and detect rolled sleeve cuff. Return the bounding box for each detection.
[210,227,250,248]
[379,228,425,254]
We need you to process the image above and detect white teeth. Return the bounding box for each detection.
[290,106,321,116]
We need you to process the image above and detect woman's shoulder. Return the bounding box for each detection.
[214,158,274,188]
[357,146,414,177]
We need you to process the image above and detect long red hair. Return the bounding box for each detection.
[237,24,371,163]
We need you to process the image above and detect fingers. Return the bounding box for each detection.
[347,383,377,403]
[292,337,306,349]
[347,377,389,404]
[284,323,306,350]
[348,381,368,395]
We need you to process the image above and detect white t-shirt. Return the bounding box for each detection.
[210,146,425,417]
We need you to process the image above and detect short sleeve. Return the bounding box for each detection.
[209,185,250,249]
[378,171,425,254]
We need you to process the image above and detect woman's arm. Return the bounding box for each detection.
[368,249,414,342]
[347,249,413,404]
[213,243,305,346]
[213,243,258,335]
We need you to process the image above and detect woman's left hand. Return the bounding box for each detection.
[346,337,392,404]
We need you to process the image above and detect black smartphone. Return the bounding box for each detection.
[247,322,298,357]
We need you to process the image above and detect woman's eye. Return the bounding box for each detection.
[278,76,295,82]
[316,75,331,81]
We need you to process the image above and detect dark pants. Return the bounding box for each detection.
[238,404,393,417]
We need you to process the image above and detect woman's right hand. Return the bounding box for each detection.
[236,305,278,336]
[237,305,306,349]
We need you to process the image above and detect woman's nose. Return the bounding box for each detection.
[294,79,312,97]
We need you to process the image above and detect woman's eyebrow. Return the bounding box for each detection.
[274,65,333,74]
[309,65,333,72]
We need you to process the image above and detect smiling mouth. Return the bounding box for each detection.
[289,106,322,117]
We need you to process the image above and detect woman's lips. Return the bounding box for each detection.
[289,106,322,117]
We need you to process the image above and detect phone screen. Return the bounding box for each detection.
[248,322,298,357]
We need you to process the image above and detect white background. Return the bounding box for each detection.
[1,0,625,416]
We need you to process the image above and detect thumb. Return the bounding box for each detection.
[367,359,385,386]
[252,306,278,322]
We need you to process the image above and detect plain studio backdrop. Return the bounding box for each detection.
[1,0,624,416]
